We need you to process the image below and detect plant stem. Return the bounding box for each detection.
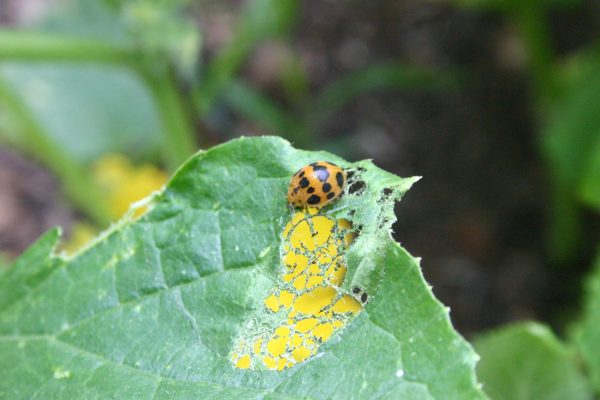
[139,66,198,171]
[0,78,111,226]
[512,4,557,105]
[0,30,198,171]
[0,30,137,64]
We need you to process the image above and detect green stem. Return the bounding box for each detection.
[0,78,111,226]
[0,30,137,64]
[138,67,198,171]
[0,29,198,171]
[512,4,557,105]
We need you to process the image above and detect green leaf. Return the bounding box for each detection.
[576,252,600,392]
[475,322,591,400]
[0,137,483,399]
[543,64,600,194]
[540,47,600,260]
[222,81,304,139]
[0,63,163,163]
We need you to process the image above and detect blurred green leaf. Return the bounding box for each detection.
[280,53,310,105]
[475,322,591,400]
[0,76,112,225]
[222,80,303,138]
[541,48,600,260]
[0,63,163,163]
[543,67,600,191]
[580,142,600,210]
[0,137,484,399]
[307,63,461,128]
[119,0,201,79]
[576,251,600,392]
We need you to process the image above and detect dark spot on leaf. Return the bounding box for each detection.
[299,177,310,188]
[378,217,390,229]
[382,188,393,196]
[348,180,365,195]
[346,170,355,180]
[355,225,363,236]
[322,183,332,193]
[348,209,356,216]
[307,187,315,194]
[307,195,321,205]
[361,293,368,303]
[352,286,361,294]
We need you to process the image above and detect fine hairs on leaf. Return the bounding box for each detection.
[0,137,483,399]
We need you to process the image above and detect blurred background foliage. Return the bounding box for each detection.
[0,0,600,382]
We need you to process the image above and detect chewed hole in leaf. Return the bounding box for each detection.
[351,286,369,304]
[379,187,394,203]
[230,208,362,371]
[348,180,366,196]
[378,216,390,230]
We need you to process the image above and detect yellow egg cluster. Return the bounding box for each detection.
[230,208,362,371]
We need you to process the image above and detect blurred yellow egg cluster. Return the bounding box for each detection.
[62,154,168,255]
[92,153,168,219]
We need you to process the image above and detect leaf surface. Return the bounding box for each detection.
[0,137,483,399]
[475,322,591,400]
[577,252,600,393]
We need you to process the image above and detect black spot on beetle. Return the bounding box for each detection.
[299,177,310,188]
[312,164,327,171]
[336,172,344,187]
[322,182,332,193]
[352,286,361,294]
[327,192,335,200]
[361,293,368,303]
[307,187,315,194]
[299,170,305,178]
[307,195,321,205]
